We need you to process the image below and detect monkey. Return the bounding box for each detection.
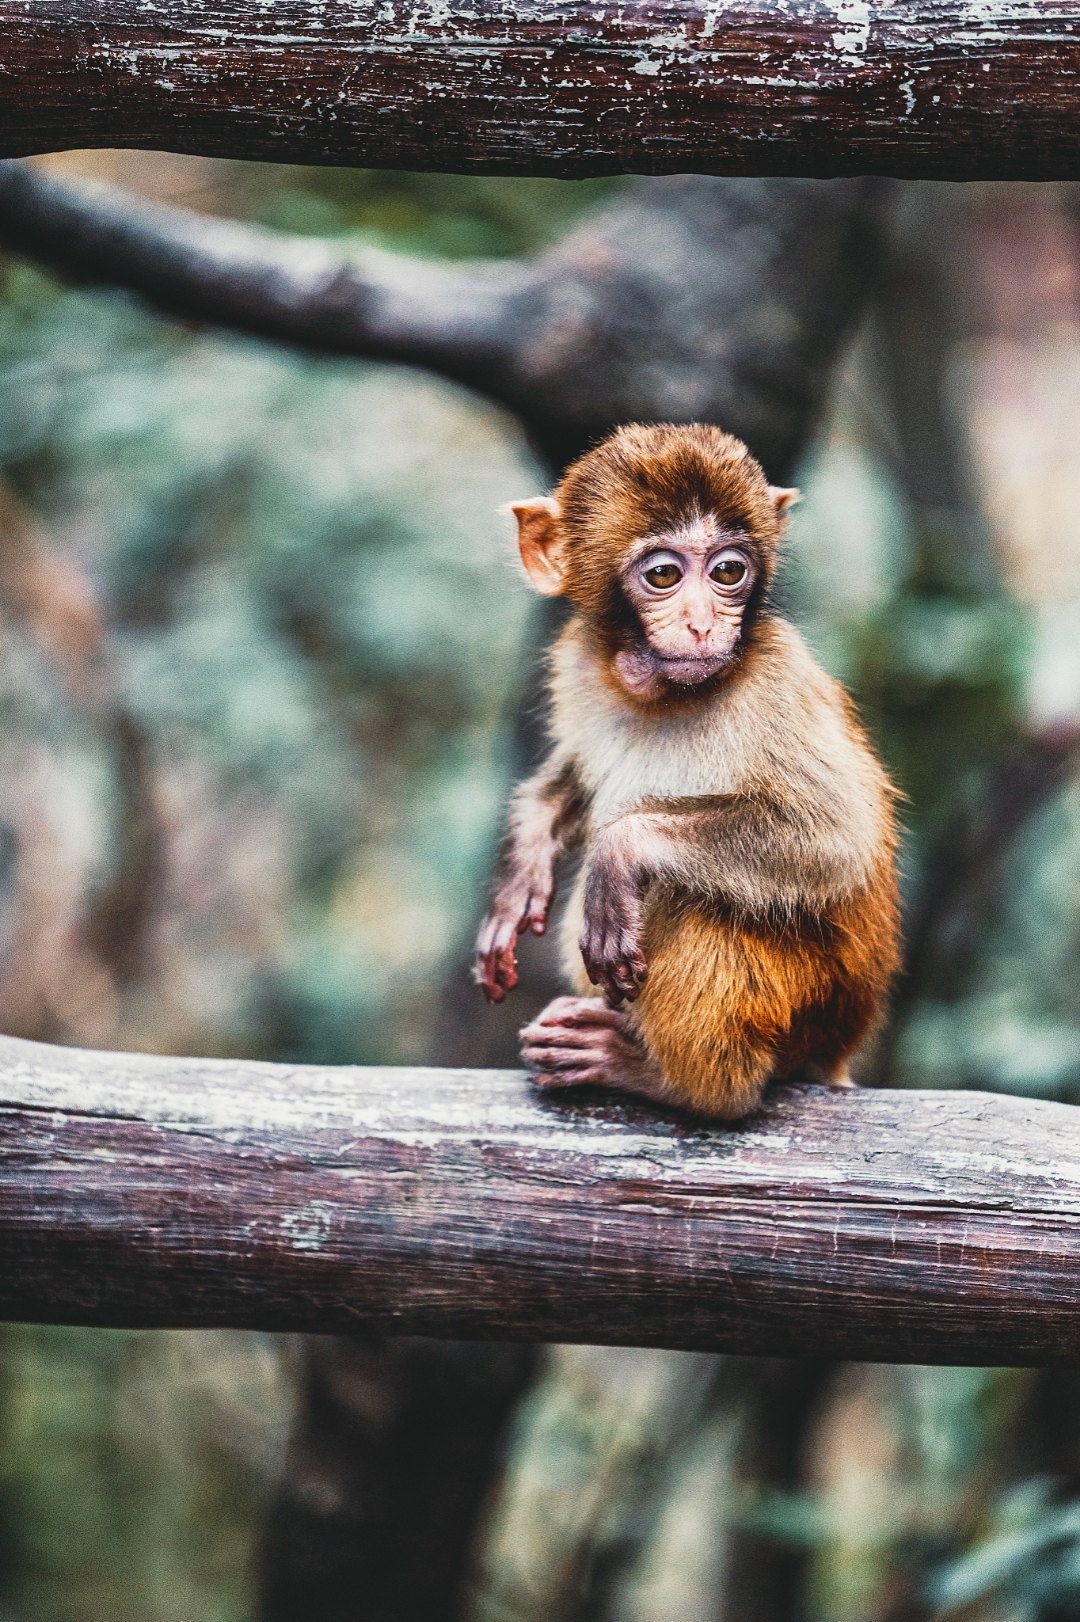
[474,422,900,1120]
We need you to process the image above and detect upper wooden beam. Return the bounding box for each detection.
[2,1031,1080,1363]
[1,0,1079,180]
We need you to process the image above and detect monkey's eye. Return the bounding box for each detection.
[643,561,683,590]
[710,553,748,587]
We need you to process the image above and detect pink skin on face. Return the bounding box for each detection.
[611,516,756,701]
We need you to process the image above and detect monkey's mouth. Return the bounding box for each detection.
[652,651,730,685]
[612,646,733,699]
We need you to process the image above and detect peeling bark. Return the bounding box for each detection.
[0,0,1079,180]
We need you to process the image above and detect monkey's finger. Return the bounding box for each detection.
[531,1067,601,1090]
[579,935,616,996]
[476,964,506,1004]
[494,917,523,953]
[528,992,612,1018]
[477,916,517,966]
[524,1056,599,1080]
[610,961,637,995]
[524,890,550,934]
[520,1022,609,1051]
[582,959,610,997]
[493,945,519,992]
[523,1048,601,1072]
[521,1025,614,1059]
[521,1030,612,1058]
[607,961,646,1003]
[578,924,607,968]
[597,946,631,1001]
[611,957,647,998]
[525,1002,625,1032]
[523,1036,608,1064]
[476,944,518,1000]
[615,934,647,976]
[473,950,497,995]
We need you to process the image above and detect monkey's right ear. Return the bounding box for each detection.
[507,497,565,596]
[769,486,802,517]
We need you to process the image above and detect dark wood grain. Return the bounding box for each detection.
[3,1032,1080,1363]
[1,0,1080,179]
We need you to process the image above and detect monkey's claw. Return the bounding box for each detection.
[474,883,554,1002]
[580,850,647,1003]
[520,997,637,1086]
[578,919,648,1004]
[474,912,521,1003]
[520,996,670,1103]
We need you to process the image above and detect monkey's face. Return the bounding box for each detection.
[510,424,799,705]
[611,514,757,700]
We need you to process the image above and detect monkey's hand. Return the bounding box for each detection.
[474,873,554,1004]
[580,831,648,1004]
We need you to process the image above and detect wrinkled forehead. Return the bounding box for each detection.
[623,512,750,562]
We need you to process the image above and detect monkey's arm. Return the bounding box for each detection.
[475,757,588,1004]
[580,794,871,1002]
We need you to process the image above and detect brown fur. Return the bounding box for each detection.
[552,424,783,660]
[632,859,899,1117]
[479,423,901,1120]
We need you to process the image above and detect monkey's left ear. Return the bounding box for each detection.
[769,486,802,517]
[506,497,566,596]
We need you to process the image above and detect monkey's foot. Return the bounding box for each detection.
[519,996,672,1104]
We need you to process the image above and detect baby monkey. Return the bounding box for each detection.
[476,423,900,1119]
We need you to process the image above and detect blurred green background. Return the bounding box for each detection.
[2,156,1080,1622]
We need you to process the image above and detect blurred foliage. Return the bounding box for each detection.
[0,1327,298,1622]
[4,160,1080,1622]
[0,262,542,1066]
[781,436,1030,841]
[244,167,628,258]
[782,407,1080,1104]
[929,1477,1080,1622]
[850,523,1029,836]
[0,159,616,1622]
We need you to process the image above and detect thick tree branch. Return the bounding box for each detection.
[0,162,880,472]
[1,0,1079,179]
[4,1033,1080,1366]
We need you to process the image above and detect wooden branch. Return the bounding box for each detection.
[1,0,1080,180]
[0,164,879,476]
[4,1031,1080,1365]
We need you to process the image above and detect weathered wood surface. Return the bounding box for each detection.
[2,0,1080,180]
[4,1033,1080,1363]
